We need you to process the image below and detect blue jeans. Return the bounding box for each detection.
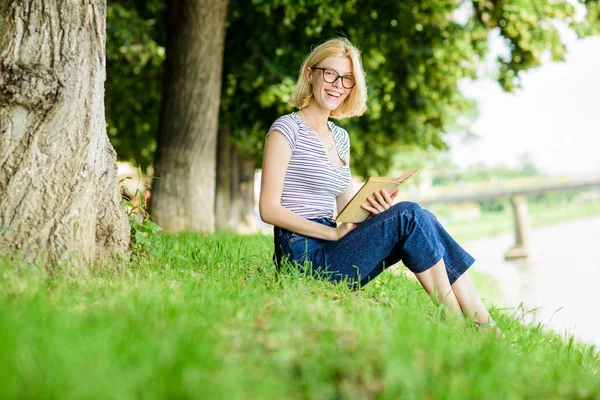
[273,201,475,288]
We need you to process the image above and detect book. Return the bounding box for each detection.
[335,169,419,223]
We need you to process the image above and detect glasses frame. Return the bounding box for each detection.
[311,67,356,89]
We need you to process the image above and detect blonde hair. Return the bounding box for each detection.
[290,38,367,119]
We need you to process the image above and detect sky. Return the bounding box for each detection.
[449,28,600,177]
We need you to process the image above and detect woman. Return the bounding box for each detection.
[259,37,496,328]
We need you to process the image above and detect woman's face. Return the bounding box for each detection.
[306,56,354,111]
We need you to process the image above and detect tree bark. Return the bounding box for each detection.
[237,153,257,233]
[150,0,229,233]
[0,0,130,265]
[229,145,241,229]
[228,148,256,233]
[215,124,232,231]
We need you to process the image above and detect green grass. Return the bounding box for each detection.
[1,232,599,399]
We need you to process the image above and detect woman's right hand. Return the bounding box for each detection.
[334,222,358,241]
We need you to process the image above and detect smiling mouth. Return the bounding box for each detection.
[325,90,341,98]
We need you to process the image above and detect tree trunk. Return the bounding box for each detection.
[228,148,256,234]
[0,0,130,265]
[229,145,241,229]
[150,0,229,233]
[215,125,231,231]
[237,154,257,233]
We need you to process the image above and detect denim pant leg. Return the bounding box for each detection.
[357,247,403,287]
[273,218,335,273]
[316,201,475,287]
[421,209,476,284]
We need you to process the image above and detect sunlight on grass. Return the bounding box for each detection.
[1,228,599,399]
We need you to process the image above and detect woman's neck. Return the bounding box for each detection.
[300,103,331,132]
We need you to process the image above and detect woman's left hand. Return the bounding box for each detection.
[361,189,399,215]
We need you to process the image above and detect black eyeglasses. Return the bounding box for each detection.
[311,67,356,89]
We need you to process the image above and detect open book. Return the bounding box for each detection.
[336,169,419,223]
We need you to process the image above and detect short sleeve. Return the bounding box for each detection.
[267,115,299,152]
[333,125,350,164]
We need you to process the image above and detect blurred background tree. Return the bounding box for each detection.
[105,0,600,232]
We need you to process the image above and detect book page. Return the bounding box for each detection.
[336,169,418,223]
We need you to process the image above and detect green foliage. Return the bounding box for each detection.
[106,1,166,170]
[220,0,354,159]
[471,0,576,91]
[222,0,478,174]
[221,0,591,176]
[572,0,600,37]
[129,213,162,253]
[120,168,162,254]
[1,231,600,399]
[342,1,484,175]
[105,0,600,176]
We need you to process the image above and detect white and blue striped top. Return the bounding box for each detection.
[267,112,351,220]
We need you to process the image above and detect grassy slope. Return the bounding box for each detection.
[1,226,599,399]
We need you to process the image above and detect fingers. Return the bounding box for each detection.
[340,222,355,232]
[346,222,358,233]
[380,189,393,204]
[361,189,395,215]
[361,205,374,214]
[367,195,386,214]
[336,222,358,240]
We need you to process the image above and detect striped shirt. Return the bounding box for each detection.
[267,112,351,220]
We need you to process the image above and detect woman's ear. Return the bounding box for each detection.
[305,67,313,84]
